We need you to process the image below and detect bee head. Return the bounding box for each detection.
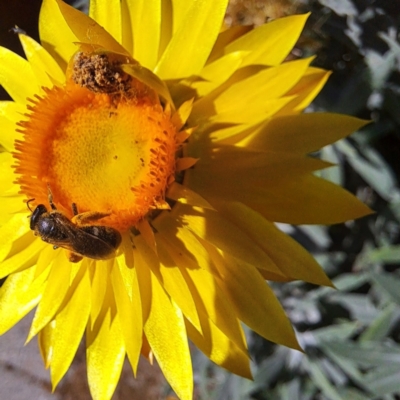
[30,204,48,230]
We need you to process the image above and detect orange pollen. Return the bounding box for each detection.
[13,83,177,231]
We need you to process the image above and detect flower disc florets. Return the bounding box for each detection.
[14,49,178,232]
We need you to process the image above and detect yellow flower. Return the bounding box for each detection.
[0,1,371,399]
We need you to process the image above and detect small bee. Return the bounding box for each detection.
[28,191,122,263]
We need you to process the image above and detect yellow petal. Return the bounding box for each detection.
[19,34,65,87]
[0,213,31,264]
[207,244,301,349]
[88,260,108,327]
[38,321,55,368]
[154,217,249,350]
[185,318,252,379]
[115,234,135,299]
[191,58,312,122]
[28,252,72,340]
[168,204,285,276]
[55,0,129,56]
[0,99,26,124]
[50,265,91,388]
[223,14,309,67]
[208,122,257,144]
[166,182,214,209]
[211,58,313,114]
[0,153,15,192]
[0,116,17,152]
[216,202,333,286]
[191,51,247,97]
[111,259,142,375]
[208,25,252,63]
[213,97,294,124]
[135,234,201,333]
[244,113,370,154]
[0,46,37,103]
[87,283,125,400]
[207,173,372,224]
[0,101,24,152]
[121,63,174,105]
[133,246,152,323]
[192,94,292,124]
[186,146,372,224]
[136,218,157,254]
[0,266,48,335]
[123,0,161,68]
[170,0,191,33]
[39,0,78,68]
[277,68,331,114]
[155,0,229,79]
[187,144,330,179]
[89,0,122,44]
[171,98,194,130]
[144,269,193,400]
[0,238,46,279]
[175,157,199,171]
[0,198,28,227]
[34,245,57,280]
[120,0,133,52]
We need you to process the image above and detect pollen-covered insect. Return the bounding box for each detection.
[27,190,122,263]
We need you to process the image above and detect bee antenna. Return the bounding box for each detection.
[26,198,35,212]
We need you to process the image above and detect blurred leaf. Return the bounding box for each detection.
[381,88,400,126]
[214,373,253,400]
[253,347,287,388]
[337,140,399,201]
[359,305,397,341]
[287,379,303,400]
[321,346,367,387]
[371,272,400,305]
[329,293,379,323]
[368,246,400,264]
[304,358,344,400]
[390,201,400,222]
[297,224,331,249]
[330,69,372,115]
[364,49,397,89]
[277,378,317,400]
[332,273,370,291]
[365,364,400,396]
[318,145,343,186]
[327,341,400,366]
[320,357,347,385]
[380,32,400,62]
[312,322,359,341]
[318,0,357,16]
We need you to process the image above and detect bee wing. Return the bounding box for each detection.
[72,226,120,259]
[48,214,119,260]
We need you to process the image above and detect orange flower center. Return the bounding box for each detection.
[14,52,177,232]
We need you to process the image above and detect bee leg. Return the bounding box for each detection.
[67,251,83,263]
[71,203,78,216]
[47,185,57,210]
[72,211,112,226]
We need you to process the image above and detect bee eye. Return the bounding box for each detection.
[30,204,48,230]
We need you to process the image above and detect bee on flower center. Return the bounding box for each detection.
[27,189,122,263]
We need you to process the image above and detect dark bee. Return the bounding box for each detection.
[28,191,122,263]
